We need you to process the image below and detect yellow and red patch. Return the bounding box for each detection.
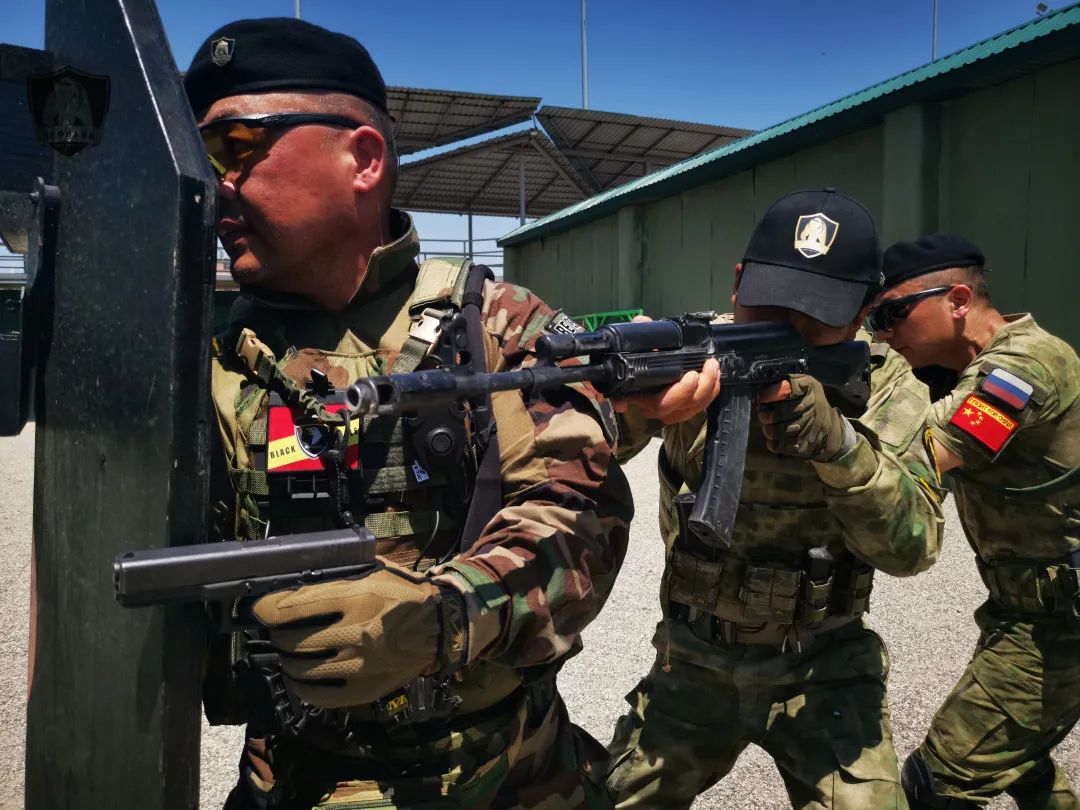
[266,403,360,473]
[948,394,1017,453]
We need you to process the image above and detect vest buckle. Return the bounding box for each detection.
[409,307,444,348]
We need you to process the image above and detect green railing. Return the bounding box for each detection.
[572,309,643,331]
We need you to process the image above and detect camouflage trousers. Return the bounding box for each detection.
[917,602,1080,809]
[222,681,612,810]
[606,616,907,809]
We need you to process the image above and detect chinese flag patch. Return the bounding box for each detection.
[949,394,1017,453]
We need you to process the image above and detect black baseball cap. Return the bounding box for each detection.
[738,188,883,327]
[882,233,986,290]
[184,18,388,115]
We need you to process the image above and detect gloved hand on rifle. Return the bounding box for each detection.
[610,316,723,425]
[757,373,857,462]
[252,558,468,708]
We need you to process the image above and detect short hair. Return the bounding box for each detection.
[917,265,991,302]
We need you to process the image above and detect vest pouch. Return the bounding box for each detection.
[832,560,874,617]
[402,402,471,503]
[738,565,802,623]
[980,558,1080,617]
[800,578,833,623]
[799,546,835,624]
[666,548,726,615]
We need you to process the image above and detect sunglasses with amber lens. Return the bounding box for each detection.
[866,285,954,332]
[198,113,364,179]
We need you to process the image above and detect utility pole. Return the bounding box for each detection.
[581,0,589,109]
[295,0,301,19]
[932,0,939,60]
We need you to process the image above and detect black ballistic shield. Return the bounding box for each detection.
[24,1,217,808]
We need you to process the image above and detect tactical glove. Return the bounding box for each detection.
[758,374,856,462]
[252,558,466,708]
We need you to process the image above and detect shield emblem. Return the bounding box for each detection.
[27,66,110,157]
[793,213,840,259]
[211,37,236,67]
[295,421,333,458]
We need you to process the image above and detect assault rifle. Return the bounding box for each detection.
[114,528,376,625]
[346,312,872,551]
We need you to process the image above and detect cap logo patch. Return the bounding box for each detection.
[210,37,235,67]
[794,213,839,259]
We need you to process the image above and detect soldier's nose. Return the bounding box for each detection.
[217,176,238,199]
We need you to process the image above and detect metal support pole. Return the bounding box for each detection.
[467,212,474,259]
[295,0,301,19]
[581,0,589,109]
[26,0,216,807]
[518,151,526,225]
[932,0,938,60]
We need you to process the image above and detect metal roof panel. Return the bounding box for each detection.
[387,86,539,155]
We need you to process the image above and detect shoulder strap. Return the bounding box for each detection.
[459,263,502,550]
[392,257,473,374]
[410,256,472,314]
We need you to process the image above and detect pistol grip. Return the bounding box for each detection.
[687,385,753,550]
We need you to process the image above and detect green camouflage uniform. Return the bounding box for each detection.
[209,211,632,809]
[913,314,1080,809]
[607,326,944,810]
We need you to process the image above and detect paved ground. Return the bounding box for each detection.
[1,426,1077,808]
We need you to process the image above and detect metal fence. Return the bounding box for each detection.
[2,241,501,280]
[417,237,503,277]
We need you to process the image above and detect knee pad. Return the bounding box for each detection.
[901,751,981,810]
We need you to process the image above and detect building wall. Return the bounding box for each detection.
[938,57,1080,338]
[506,56,1080,347]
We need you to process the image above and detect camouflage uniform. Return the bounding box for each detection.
[910,314,1080,809]
[209,211,632,809]
[607,325,944,809]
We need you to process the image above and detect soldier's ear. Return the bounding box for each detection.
[347,125,389,195]
[947,284,973,319]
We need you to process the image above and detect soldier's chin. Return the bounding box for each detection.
[230,255,270,287]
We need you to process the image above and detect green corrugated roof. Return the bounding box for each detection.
[500,2,1080,247]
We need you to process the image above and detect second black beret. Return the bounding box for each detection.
[184,18,387,115]
[883,233,986,289]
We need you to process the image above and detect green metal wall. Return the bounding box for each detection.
[505,56,1080,348]
[938,57,1080,344]
[507,126,885,320]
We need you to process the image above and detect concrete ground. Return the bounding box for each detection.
[1,426,1077,809]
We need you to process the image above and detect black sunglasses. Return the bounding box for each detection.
[198,113,365,179]
[866,285,954,332]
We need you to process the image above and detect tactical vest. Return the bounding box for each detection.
[208,257,523,731]
[660,426,875,648]
[213,257,476,556]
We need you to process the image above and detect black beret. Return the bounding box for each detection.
[184,18,387,115]
[882,233,986,289]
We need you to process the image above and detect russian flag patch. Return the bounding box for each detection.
[980,368,1033,410]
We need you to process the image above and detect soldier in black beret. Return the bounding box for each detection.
[870,237,1080,809]
[186,18,633,810]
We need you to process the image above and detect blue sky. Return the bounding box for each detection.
[2,0,1068,263]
